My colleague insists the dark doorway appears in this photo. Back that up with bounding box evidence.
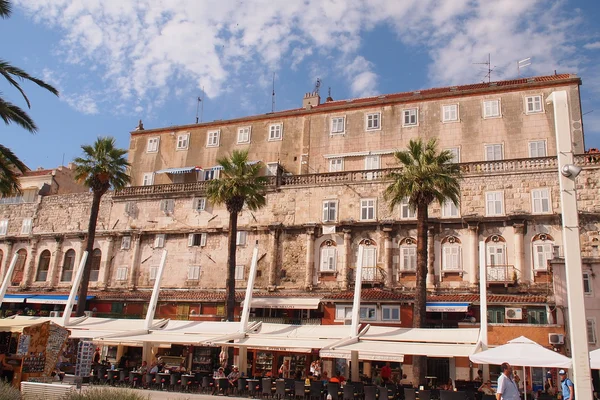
[427,357,450,388]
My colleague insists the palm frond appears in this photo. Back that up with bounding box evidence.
[0,59,59,98]
[72,137,130,193]
[0,98,37,132]
[0,144,28,196]
[0,0,11,18]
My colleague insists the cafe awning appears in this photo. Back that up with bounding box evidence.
[2,294,34,303]
[243,297,321,309]
[25,295,94,305]
[322,340,476,359]
[155,166,201,174]
[426,302,470,312]
[320,348,404,363]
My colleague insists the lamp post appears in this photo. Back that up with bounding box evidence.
[547,91,592,397]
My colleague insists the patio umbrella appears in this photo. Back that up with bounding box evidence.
[590,348,600,369]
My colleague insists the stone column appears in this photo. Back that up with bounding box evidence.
[513,223,525,283]
[22,237,39,288]
[128,234,142,289]
[1,241,14,281]
[304,227,315,289]
[383,227,393,288]
[102,236,115,290]
[342,229,352,290]
[268,228,280,287]
[48,238,64,287]
[468,224,479,286]
[427,227,435,289]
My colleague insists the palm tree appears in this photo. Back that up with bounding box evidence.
[73,137,130,316]
[384,138,461,386]
[206,150,268,321]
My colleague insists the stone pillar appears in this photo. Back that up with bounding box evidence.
[468,224,479,286]
[304,227,315,289]
[102,237,116,290]
[128,234,142,289]
[342,229,352,290]
[48,238,64,287]
[513,223,525,283]
[426,227,435,289]
[1,241,14,281]
[268,228,280,287]
[22,237,39,288]
[383,227,393,288]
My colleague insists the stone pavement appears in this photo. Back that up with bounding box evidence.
[81,386,248,400]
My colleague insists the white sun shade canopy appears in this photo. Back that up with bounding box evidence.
[590,348,600,369]
[241,297,322,309]
[470,336,572,368]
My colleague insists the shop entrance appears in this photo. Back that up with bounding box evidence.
[427,357,449,387]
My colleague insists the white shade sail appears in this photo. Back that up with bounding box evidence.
[242,297,321,309]
[590,348,600,369]
[469,336,572,368]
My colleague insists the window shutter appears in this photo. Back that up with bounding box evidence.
[149,266,158,280]
[200,233,207,247]
[188,234,195,247]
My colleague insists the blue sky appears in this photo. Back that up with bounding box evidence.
[2,0,600,169]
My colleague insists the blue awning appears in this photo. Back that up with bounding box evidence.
[155,166,202,174]
[26,295,95,305]
[426,302,470,312]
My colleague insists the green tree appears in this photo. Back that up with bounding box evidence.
[73,137,130,316]
[206,150,268,321]
[384,138,461,386]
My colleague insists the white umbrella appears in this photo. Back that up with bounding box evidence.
[590,348,600,369]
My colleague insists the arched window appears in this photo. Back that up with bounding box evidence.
[532,233,554,271]
[485,235,506,266]
[35,250,51,282]
[441,236,462,271]
[319,240,337,272]
[11,249,27,286]
[61,249,76,282]
[90,249,101,282]
[399,238,416,271]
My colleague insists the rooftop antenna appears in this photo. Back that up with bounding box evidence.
[473,53,495,83]
[195,96,201,124]
[271,73,275,113]
[314,78,321,95]
[517,57,531,78]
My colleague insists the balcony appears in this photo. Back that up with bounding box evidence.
[487,265,516,285]
[349,266,386,285]
[248,317,321,325]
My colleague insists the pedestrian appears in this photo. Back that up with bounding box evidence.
[496,362,520,400]
[559,369,574,400]
[381,362,392,383]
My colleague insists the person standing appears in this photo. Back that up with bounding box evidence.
[559,369,574,400]
[496,362,520,400]
[381,362,392,383]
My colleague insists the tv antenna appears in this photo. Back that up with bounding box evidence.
[517,57,531,77]
[195,87,205,123]
[314,78,321,95]
[473,53,495,83]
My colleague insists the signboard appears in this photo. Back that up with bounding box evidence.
[16,335,30,356]
[75,341,95,377]
[425,302,470,312]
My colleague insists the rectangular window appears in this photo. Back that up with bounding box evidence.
[487,245,506,266]
[193,197,206,212]
[532,188,551,214]
[488,307,505,323]
[400,198,416,219]
[188,266,201,280]
[322,200,338,222]
[269,123,283,141]
[401,247,417,271]
[588,319,597,344]
[442,104,459,122]
[320,247,336,272]
[362,247,377,267]
[116,267,128,281]
[21,218,32,235]
[159,199,175,213]
[329,158,343,172]
[527,307,548,324]
[446,147,460,163]
[360,306,377,321]
[331,117,345,134]
[443,246,461,270]
[147,137,159,153]
[382,306,400,321]
[442,201,459,218]
[526,95,543,114]
[0,220,8,236]
[360,199,376,221]
[176,133,189,150]
[483,100,501,118]
[237,231,247,246]
[149,266,158,281]
[142,173,154,186]
[188,233,207,247]
[266,163,279,176]
[533,243,553,270]
[237,126,251,144]
[485,144,504,161]
[402,108,418,126]
[121,236,131,250]
[584,272,593,295]
[529,140,547,157]
[235,265,245,280]
[207,130,220,147]
[366,112,381,130]
[335,305,352,321]
[204,168,221,181]
[486,192,504,216]
[154,234,165,248]
[365,155,380,180]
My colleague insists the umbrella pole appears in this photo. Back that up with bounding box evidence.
[523,366,526,400]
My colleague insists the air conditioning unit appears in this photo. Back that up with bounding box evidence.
[549,333,565,345]
[84,311,93,317]
[49,311,60,317]
[505,308,523,320]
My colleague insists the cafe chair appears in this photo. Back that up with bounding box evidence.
[238,377,248,396]
[327,382,341,400]
[417,390,431,400]
[295,380,307,399]
[276,380,288,399]
[170,373,181,391]
[218,378,230,395]
[385,384,397,400]
[343,383,355,400]
[180,374,192,392]
[354,382,365,397]
[262,377,273,398]
[364,385,378,400]
[377,386,388,400]
[119,370,128,386]
[403,388,416,400]
[309,381,323,400]
[144,372,155,389]
[201,376,213,393]
[248,379,260,398]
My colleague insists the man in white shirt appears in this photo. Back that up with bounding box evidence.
[496,362,521,400]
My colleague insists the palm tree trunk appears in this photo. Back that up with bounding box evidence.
[226,211,238,322]
[75,191,102,317]
[412,201,429,387]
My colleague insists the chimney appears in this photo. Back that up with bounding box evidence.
[302,92,321,110]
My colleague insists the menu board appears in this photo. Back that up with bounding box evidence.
[75,341,94,377]
[16,335,30,356]
[22,355,46,373]
[43,323,69,375]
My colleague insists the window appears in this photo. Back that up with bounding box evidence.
[154,234,165,248]
[533,241,553,270]
[487,244,506,266]
[442,245,461,271]
[188,233,207,247]
[320,247,337,272]
[360,199,376,221]
[121,236,131,250]
[159,199,175,214]
[532,188,551,214]
[442,104,459,122]
[529,140,547,157]
[366,112,381,130]
[329,158,343,172]
[237,126,251,144]
[400,198,416,219]
[176,133,189,150]
[488,307,505,323]
[35,250,51,282]
[90,249,101,282]
[331,117,345,134]
[142,173,154,186]
[335,305,352,320]
[193,197,206,212]
[188,266,201,280]
[485,192,504,216]
[207,130,220,147]
[525,95,543,114]
[266,163,279,176]
[588,319,597,344]
[446,147,460,163]
[269,123,283,141]
[362,246,377,267]
[116,267,128,281]
[235,265,245,280]
[61,249,76,282]
[527,307,548,324]
[401,246,416,271]
[442,201,459,218]
[149,266,158,281]
[322,200,337,222]
[0,220,7,236]
[382,306,400,321]
[485,144,503,161]
[204,168,220,181]
[403,108,418,126]
[237,231,247,246]
[0,189,37,204]
[360,306,377,320]
[334,305,376,321]
[21,218,32,235]
[147,137,159,153]
[483,100,501,118]
[584,272,593,295]
[365,155,380,180]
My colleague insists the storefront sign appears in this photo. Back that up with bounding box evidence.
[425,302,470,312]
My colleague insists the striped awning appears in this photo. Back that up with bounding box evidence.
[155,166,202,174]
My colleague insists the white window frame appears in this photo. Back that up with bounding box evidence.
[237,231,247,246]
[320,247,337,272]
[529,140,547,157]
[402,108,418,127]
[204,168,220,181]
[533,241,553,271]
[176,133,189,150]
[486,244,506,266]
[207,130,220,147]
[485,191,504,216]
[583,271,593,295]
[400,246,417,271]
[360,306,377,321]
[525,95,543,114]
[442,104,459,122]
[382,306,401,321]
[330,116,345,135]
[149,266,159,281]
[400,198,416,220]
[588,318,597,344]
[362,246,377,268]
[531,188,551,214]
[485,144,504,161]
[335,305,353,321]
[237,126,251,144]
[21,218,32,235]
[442,201,460,218]
[116,267,128,281]
[188,233,207,247]
[329,158,343,172]
[322,200,338,222]
[266,163,279,176]
[360,199,376,221]
[142,173,154,186]
[365,112,381,131]
[187,266,201,280]
[442,245,462,271]
[121,236,131,250]
[269,123,283,141]
[0,220,7,236]
[154,234,165,248]
[193,197,206,212]
[445,147,460,163]
[235,265,245,280]
[147,137,159,153]
[483,99,501,118]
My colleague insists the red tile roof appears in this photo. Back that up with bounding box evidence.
[22,169,53,177]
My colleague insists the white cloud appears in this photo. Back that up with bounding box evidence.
[584,41,600,50]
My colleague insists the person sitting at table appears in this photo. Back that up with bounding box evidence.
[305,371,314,385]
[478,380,494,395]
[474,369,483,382]
[372,371,383,386]
[439,379,454,391]
[139,361,148,374]
[176,361,187,373]
[228,365,241,390]
[149,362,159,374]
[321,371,329,385]
[336,371,346,384]
[215,367,226,378]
